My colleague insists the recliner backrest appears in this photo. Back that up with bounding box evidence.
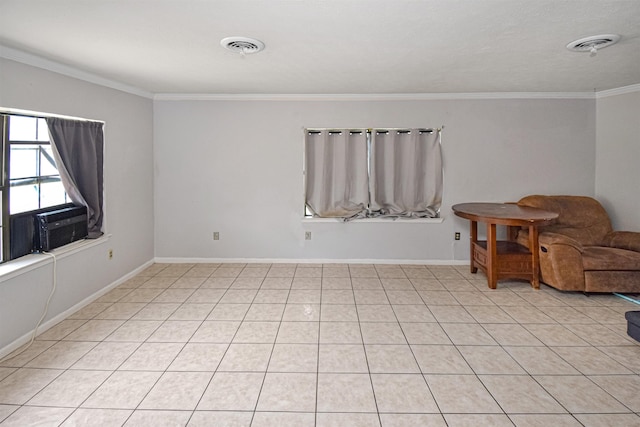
[517,195,612,246]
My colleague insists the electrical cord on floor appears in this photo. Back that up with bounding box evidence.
[614,292,640,305]
[3,251,57,361]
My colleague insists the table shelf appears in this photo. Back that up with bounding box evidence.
[472,240,535,282]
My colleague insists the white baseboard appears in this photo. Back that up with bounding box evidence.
[0,259,155,359]
[154,257,469,266]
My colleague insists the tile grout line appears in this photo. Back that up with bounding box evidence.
[176,265,231,427]
[119,265,199,426]
[351,266,382,425]
[2,262,640,425]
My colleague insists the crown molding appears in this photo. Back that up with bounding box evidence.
[6,45,635,101]
[0,44,154,99]
[153,91,596,101]
[596,83,640,99]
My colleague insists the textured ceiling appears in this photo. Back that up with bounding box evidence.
[1,0,639,95]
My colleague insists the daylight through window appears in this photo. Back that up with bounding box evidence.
[7,116,68,214]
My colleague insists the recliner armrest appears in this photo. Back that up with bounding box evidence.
[539,232,584,253]
[535,231,586,291]
[601,231,640,252]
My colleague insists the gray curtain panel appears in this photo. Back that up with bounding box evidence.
[46,118,104,237]
[305,129,369,218]
[369,129,442,218]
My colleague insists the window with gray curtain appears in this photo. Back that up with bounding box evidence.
[304,130,369,219]
[305,128,442,220]
[46,118,105,237]
[0,113,104,262]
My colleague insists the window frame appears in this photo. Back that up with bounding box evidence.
[1,115,9,260]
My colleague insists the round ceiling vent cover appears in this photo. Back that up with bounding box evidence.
[220,37,265,55]
[566,34,621,53]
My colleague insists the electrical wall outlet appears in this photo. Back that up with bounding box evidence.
[454,232,461,240]
[305,231,312,240]
[108,249,113,259]
[213,232,220,240]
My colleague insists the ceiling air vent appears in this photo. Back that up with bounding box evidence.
[220,37,265,55]
[566,34,620,56]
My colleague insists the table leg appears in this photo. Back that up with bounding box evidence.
[529,225,540,289]
[470,221,478,274]
[487,223,497,289]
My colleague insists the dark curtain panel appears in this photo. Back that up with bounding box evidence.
[46,118,104,237]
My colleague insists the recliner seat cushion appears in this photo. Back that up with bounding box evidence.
[582,246,640,271]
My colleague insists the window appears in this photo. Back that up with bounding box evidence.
[0,111,104,263]
[7,116,68,214]
[0,114,69,262]
[304,128,443,220]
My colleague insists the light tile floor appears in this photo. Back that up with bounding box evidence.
[1,263,640,426]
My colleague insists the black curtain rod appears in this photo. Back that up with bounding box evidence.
[306,128,439,134]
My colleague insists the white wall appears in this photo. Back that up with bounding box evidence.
[0,59,154,351]
[154,97,596,262]
[595,90,640,230]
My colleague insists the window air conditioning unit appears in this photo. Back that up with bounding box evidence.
[9,203,85,260]
[35,205,88,252]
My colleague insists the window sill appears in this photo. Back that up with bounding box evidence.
[302,217,444,223]
[0,234,111,284]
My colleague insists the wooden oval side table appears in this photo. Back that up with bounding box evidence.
[452,203,558,289]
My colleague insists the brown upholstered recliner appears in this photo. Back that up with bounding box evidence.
[515,195,640,293]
